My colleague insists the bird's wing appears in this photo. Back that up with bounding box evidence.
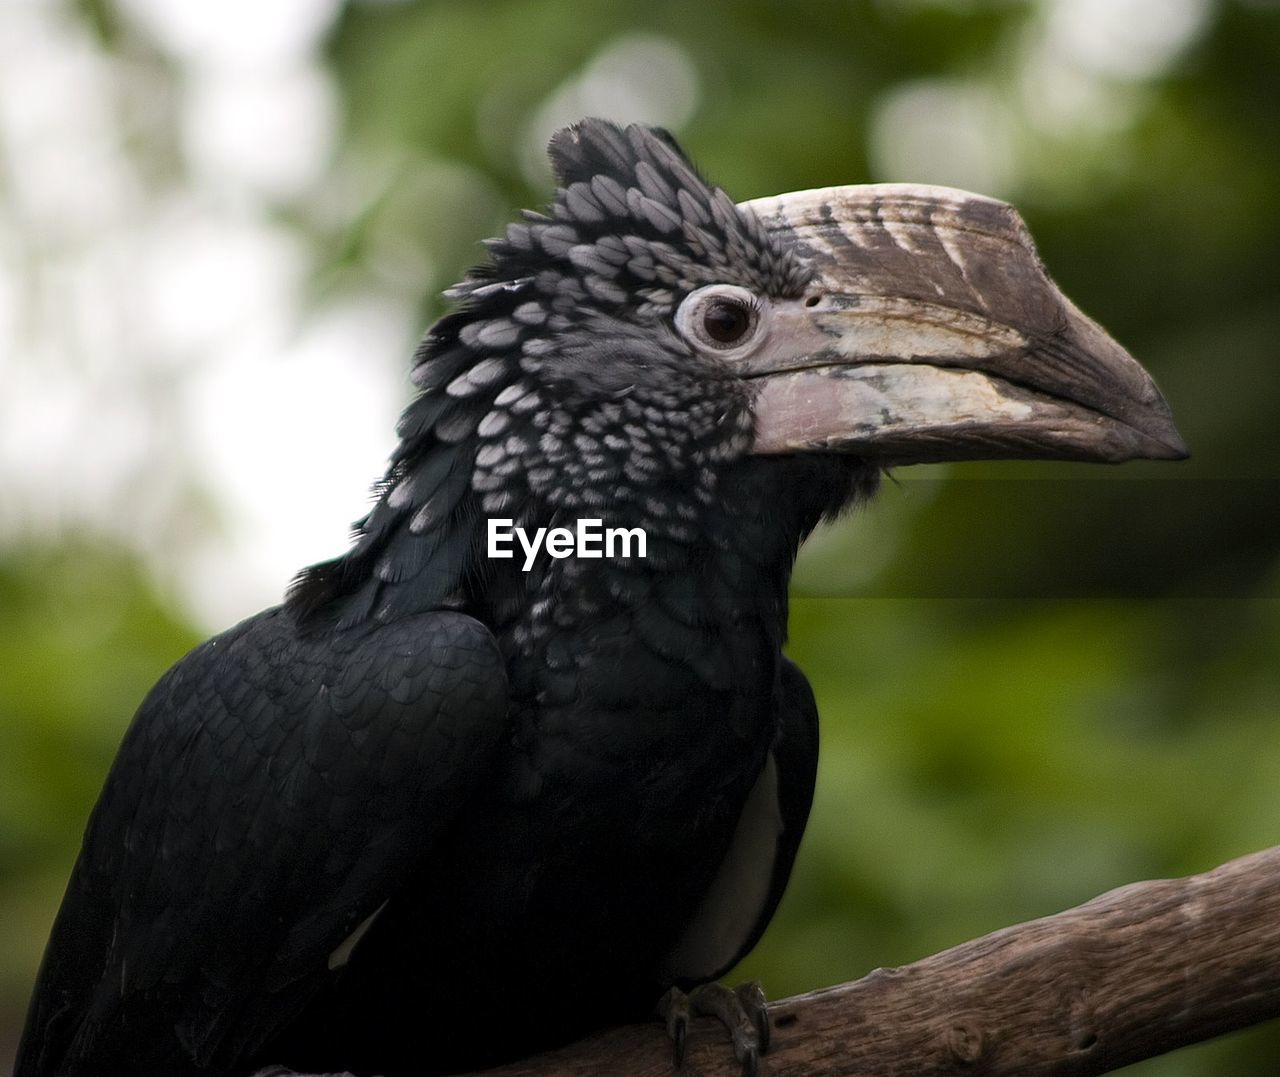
[750,656,822,957]
[17,606,508,1077]
[661,656,819,985]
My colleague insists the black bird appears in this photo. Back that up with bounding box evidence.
[16,119,1186,1077]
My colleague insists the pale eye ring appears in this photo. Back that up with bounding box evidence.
[674,285,767,355]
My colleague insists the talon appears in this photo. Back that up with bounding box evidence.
[659,985,692,1068]
[736,981,771,1055]
[673,1013,688,1067]
[658,981,771,1072]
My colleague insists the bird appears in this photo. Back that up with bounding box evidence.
[15,118,1187,1077]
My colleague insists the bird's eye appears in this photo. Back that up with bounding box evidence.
[675,285,767,356]
[702,297,751,343]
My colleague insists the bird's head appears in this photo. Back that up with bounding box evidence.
[289,119,1185,625]
[431,118,1184,480]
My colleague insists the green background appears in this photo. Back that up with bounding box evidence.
[2,1,1278,1072]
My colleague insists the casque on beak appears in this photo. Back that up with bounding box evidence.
[740,184,1188,465]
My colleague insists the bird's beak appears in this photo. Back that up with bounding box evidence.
[740,184,1187,465]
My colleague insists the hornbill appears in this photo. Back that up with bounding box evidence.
[16,119,1186,1077]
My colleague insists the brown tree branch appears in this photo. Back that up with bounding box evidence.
[473,845,1280,1076]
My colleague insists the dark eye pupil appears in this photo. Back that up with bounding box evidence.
[703,298,750,343]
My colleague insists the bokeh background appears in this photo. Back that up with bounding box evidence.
[2,0,1278,1072]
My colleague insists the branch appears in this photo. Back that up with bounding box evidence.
[473,845,1280,1076]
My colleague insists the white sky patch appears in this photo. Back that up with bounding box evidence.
[0,0,390,630]
[1017,38,1142,139]
[0,225,15,350]
[118,0,343,68]
[0,6,139,244]
[868,80,1020,197]
[181,296,412,626]
[1039,0,1213,81]
[1019,0,1213,140]
[183,63,337,200]
[139,203,307,358]
[869,1,1215,203]
[520,34,700,187]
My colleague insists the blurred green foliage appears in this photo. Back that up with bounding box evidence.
[4,0,1279,1073]
[0,543,201,1065]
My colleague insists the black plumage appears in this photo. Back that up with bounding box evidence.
[16,119,1184,1077]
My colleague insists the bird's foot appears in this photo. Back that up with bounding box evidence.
[659,981,770,1077]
